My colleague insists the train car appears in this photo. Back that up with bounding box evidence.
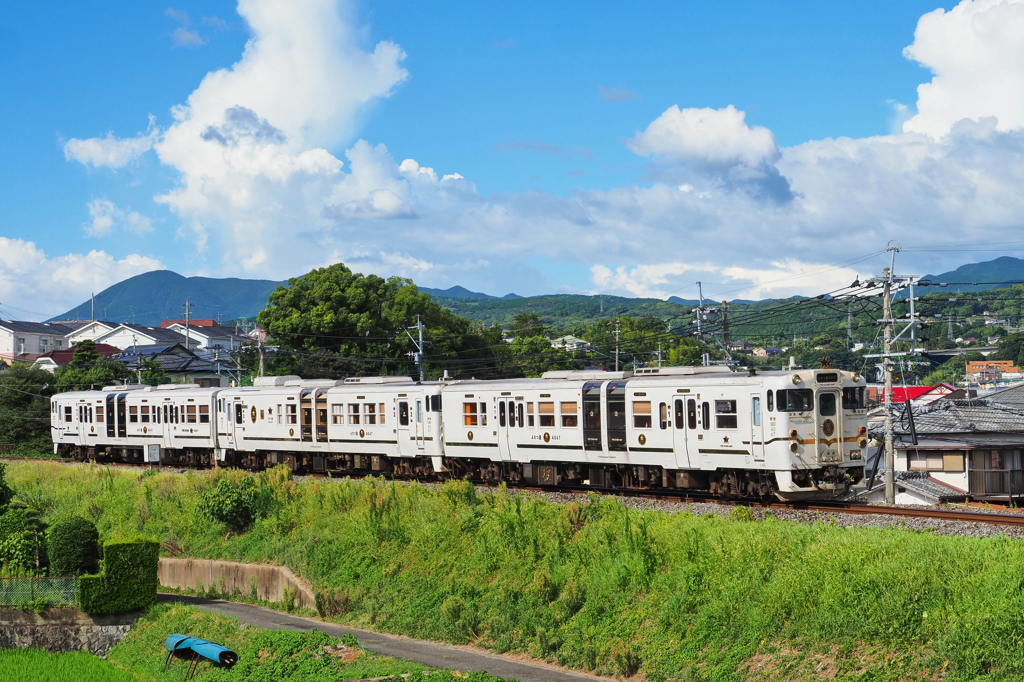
[216,376,443,475]
[51,365,867,500]
[52,383,220,466]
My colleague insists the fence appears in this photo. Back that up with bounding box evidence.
[968,469,1024,497]
[0,577,78,607]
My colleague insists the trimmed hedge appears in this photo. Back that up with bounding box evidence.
[48,517,99,577]
[79,537,159,614]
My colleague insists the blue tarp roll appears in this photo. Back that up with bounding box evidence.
[164,633,239,666]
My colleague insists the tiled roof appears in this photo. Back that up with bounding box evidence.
[985,383,1024,409]
[0,320,76,335]
[891,399,1024,436]
[859,471,966,503]
[115,324,190,343]
[35,344,121,366]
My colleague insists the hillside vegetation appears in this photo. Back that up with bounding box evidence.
[8,461,1024,680]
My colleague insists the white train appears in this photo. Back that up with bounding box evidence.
[50,366,868,500]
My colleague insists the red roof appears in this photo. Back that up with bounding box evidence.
[883,383,957,403]
[35,343,121,366]
[161,319,216,328]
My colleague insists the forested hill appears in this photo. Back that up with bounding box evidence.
[432,294,694,330]
[48,270,285,327]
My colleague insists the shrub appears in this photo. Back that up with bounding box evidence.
[200,476,274,532]
[0,506,47,573]
[48,517,100,576]
[79,537,159,614]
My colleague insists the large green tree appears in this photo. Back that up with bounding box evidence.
[0,364,55,450]
[257,263,502,379]
[53,340,130,393]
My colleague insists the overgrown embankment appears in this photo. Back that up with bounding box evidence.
[9,461,1024,681]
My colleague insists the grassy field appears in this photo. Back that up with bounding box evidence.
[9,461,1024,680]
[0,648,137,682]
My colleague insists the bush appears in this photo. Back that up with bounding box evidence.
[0,506,47,574]
[79,537,159,614]
[200,476,274,532]
[48,517,100,576]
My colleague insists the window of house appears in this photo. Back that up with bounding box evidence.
[715,400,738,429]
[331,404,343,425]
[348,404,360,425]
[199,405,210,424]
[561,401,578,427]
[39,338,49,353]
[538,402,555,427]
[55,340,63,350]
[632,401,652,428]
[776,389,814,412]
[363,403,377,424]
[909,451,965,473]
[129,406,139,423]
[16,338,25,354]
[285,404,297,424]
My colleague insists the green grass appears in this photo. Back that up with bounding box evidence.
[11,461,1024,680]
[0,648,138,682]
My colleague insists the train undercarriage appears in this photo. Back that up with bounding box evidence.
[56,442,862,500]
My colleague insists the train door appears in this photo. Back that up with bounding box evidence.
[300,390,313,443]
[583,382,603,451]
[396,398,412,456]
[413,398,425,452]
[816,390,841,459]
[497,396,522,462]
[606,381,627,452]
[314,389,328,442]
[106,395,116,438]
[217,397,235,450]
[116,394,128,438]
[672,397,691,468]
[750,394,765,462]
[76,404,89,447]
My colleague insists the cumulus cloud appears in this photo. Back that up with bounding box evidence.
[903,0,1024,137]
[628,104,779,167]
[63,123,157,169]
[84,199,153,237]
[0,238,162,321]
[166,8,206,48]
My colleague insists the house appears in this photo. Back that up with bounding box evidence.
[92,323,198,352]
[0,320,78,365]
[967,360,1019,375]
[63,320,118,347]
[863,396,1024,503]
[752,347,782,358]
[869,383,962,404]
[112,343,226,387]
[727,341,751,352]
[160,319,217,328]
[550,335,591,352]
[32,343,122,372]
[163,323,248,351]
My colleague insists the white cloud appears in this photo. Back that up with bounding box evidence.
[903,0,1024,137]
[84,199,153,237]
[171,27,206,48]
[0,238,162,321]
[628,104,779,167]
[63,124,157,169]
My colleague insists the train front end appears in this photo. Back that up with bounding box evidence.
[767,369,868,500]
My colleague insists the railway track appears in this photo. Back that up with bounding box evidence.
[7,456,1024,528]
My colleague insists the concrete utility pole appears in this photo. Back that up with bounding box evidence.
[406,315,426,381]
[614,318,621,372]
[184,300,191,350]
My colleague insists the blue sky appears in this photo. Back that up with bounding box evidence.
[4,0,1024,320]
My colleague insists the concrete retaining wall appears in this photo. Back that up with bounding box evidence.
[0,608,138,656]
[159,557,317,611]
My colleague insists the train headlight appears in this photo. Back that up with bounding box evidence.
[852,374,862,383]
[859,426,867,434]
[858,438,868,448]
[792,375,802,385]
[850,450,862,460]
[790,442,798,452]
[789,429,798,438]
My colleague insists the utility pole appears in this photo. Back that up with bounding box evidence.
[406,315,426,381]
[258,335,265,377]
[184,300,191,350]
[612,318,621,371]
[847,303,854,351]
[722,301,730,346]
[91,293,95,322]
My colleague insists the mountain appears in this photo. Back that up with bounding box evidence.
[48,270,285,327]
[418,285,521,299]
[916,256,1024,294]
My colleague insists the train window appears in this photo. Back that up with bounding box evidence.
[660,403,670,430]
[752,397,761,427]
[767,390,774,412]
[686,400,696,429]
[818,393,837,417]
[701,402,710,430]
[416,401,423,423]
[348,404,360,425]
[499,401,506,427]
[285,404,297,424]
[715,400,737,429]
[632,401,652,429]
[561,401,578,427]
[527,402,535,427]
[508,401,517,428]
[518,403,525,427]
[429,395,442,412]
[153,406,159,424]
[185,405,197,423]
[479,403,488,426]
[199,405,210,424]
[235,404,244,425]
[538,402,555,427]
[129,406,139,423]
[141,405,150,423]
[363,403,377,425]
[399,401,409,426]
[380,403,386,425]
[97,406,105,422]
[463,402,478,426]
[675,400,685,429]
[776,389,813,412]
[331,404,343,425]
[842,387,866,410]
